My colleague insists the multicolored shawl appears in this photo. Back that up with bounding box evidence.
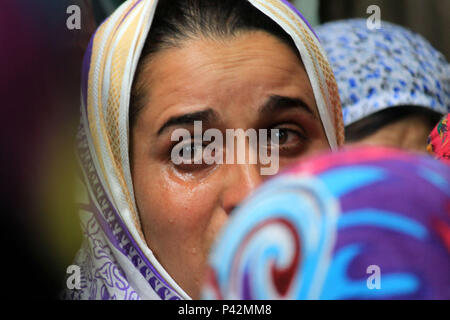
[315,19,450,126]
[63,0,344,300]
[428,114,450,163]
[203,147,450,299]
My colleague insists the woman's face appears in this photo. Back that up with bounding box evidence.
[131,31,328,298]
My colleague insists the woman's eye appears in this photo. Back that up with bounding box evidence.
[170,141,211,171]
[271,128,289,145]
[269,127,304,146]
[180,143,202,161]
[174,142,203,162]
[268,125,308,157]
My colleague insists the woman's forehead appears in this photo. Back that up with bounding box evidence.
[145,32,303,81]
[138,32,314,116]
[134,39,317,132]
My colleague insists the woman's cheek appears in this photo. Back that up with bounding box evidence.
[277,137,329,170]
[141,167,220,240]
[304,138,330,157]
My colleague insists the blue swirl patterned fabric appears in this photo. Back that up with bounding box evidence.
[315,19,450,126]
[202,147,450,299]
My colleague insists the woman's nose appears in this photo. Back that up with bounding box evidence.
[222,163,264,215]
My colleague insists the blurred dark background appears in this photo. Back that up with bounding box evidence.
[1,0,448,299]
[1,0,92,299]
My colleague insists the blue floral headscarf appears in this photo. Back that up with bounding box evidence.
[315,19,450,126]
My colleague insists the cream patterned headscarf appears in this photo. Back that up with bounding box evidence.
[63,0,344,300]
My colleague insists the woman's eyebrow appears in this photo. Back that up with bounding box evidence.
[259,95,316,119]
[156,108,218,136]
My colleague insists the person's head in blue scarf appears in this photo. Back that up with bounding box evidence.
[315,19,450,152]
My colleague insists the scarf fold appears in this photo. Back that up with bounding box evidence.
[63,0,343,300]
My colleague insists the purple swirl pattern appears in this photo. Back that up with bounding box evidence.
[203,147,450,300]
[203,176,339,300]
